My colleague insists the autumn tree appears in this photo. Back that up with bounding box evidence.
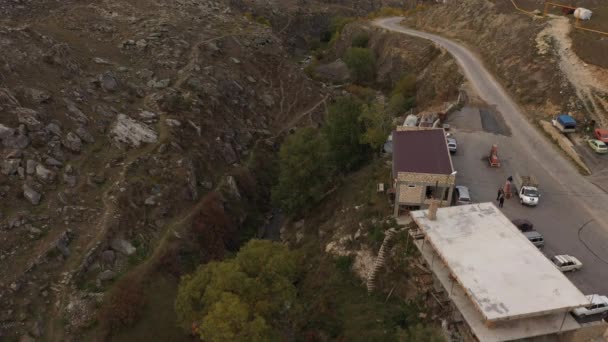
[189,191,236,262]
[175,240,301,342]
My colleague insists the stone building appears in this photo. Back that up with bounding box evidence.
[392,127,455,216]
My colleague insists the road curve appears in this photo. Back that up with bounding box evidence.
[373,17,608,232]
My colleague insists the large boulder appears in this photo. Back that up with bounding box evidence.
[1,125,29,149]
[27,88,52,103]
[1,159,20,175]
[4,135,30,149]
[15,107,43,131]
[100,72,118,92]
[45,123,62,136]
[63,172,77,187]
[98,270,116,281]
[23,184,41,205]
[62,132,82,152]
[314,59,351,83]
[0,123,14,140]
[76,126,95,143]
[65,100,89,123]
[109,114,158,148]
[110,238,136,255]
[0,87,19,106]
[35,164,56,183]
[26,159,37,174]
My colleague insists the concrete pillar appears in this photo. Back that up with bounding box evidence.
[394,181,400,217]
[447,185,454,206]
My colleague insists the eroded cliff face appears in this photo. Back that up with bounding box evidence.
[331,21,464,108]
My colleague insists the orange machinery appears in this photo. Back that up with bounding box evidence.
[488,144,501,167]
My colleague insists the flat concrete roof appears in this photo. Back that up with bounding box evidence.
[411,203,589,323]
[414,239,581,342]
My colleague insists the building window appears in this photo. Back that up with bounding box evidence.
[426,186,449,200]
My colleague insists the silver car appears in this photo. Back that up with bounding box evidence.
[454,185,471,205]
[447,137,457,154]
[523,231,544,248]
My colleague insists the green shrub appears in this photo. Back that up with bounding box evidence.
[344,48,375,84]
[335,255,354,273]
[397,324,446,342]
[359,101,392,150]
[330,17,355,37]
[368,7,408,19]
[392,74,417,98]
[329,17,355,46]
[345,84,376,103]
[243,12,271,27]
[387,93,416,116]
[255,16,271,27]
[351,33,369,48]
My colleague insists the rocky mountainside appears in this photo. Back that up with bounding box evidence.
[403,0,608,123]
[336,21,464,107]
[0,0,329,339]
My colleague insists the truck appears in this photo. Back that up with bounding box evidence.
[552,114,576,133]
[513,174,540,206]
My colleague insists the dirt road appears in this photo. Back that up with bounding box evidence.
[374,17,608,295]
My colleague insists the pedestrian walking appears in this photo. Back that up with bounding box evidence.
[496,187,503,201]
[498,193,505,208]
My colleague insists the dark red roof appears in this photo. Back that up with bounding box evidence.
[392,129,453,175]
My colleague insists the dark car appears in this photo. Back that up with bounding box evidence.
[512,219,534,232]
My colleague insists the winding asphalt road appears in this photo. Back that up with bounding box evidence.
[374,17,608,296]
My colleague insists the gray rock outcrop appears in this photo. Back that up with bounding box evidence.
[62,132,82,152]
[110,114,158,148]
[35,164,56,183]
[23,184,41,205]
[110,238,136,255]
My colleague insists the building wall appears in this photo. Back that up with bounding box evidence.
[394,172,455,215]
[399,183,425,204]
[397,171,456,185]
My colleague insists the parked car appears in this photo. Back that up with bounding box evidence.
[514,174,540,206]
[523,231,544,248]
[512,219,534,232]
[594,128,608,143]
[572,295,608,317]
[588,139,608,154]
[447,138,457,154]
[551,255,583,272]
[453,186,471,205]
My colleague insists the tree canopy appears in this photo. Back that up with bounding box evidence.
[359,100,392,151]
[344,47,376,84]
[175,240,300,342]
[271,127,333,215]
[323,98,370,173]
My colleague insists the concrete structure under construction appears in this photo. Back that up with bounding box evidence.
[410,203,592,342]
